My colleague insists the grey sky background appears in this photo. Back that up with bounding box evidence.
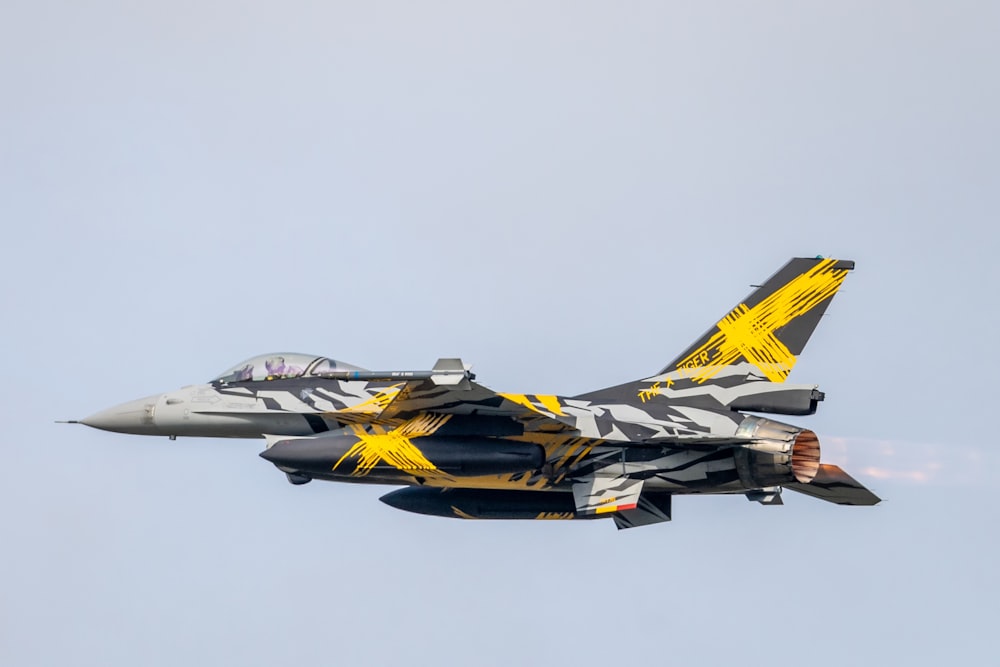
[3,2,998,665]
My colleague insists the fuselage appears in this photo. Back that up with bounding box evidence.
[80,358,813,499]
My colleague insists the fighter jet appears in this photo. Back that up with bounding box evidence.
[75,257,879,529]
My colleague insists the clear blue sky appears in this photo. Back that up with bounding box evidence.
[3,2,998,665]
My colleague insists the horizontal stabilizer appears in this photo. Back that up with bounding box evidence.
[785,464,881,506]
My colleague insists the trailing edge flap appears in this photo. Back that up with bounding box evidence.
[613,493,673,530]
[785,464,881,506]
[573,471,644,515]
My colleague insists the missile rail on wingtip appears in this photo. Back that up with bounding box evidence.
[307,357,475,387]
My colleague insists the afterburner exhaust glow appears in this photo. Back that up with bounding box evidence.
[792,429,821,483]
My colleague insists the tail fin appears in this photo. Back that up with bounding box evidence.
[662,257,854,384]
[578,257,853,402]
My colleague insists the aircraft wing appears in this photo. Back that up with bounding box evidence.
[372,362,765,442]
[375,370,577,432]
[785,464,881,505]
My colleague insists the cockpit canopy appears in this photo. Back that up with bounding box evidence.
[211,353,367,383]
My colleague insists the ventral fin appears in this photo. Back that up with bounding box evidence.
[572,470,644,515]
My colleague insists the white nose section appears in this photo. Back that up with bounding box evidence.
[81,394,161,434]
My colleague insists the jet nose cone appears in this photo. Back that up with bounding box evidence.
[81,395,161,434]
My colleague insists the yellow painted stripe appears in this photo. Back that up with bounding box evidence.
[497,392,540,414]
[535,394,565,416]
[674,258,848,383]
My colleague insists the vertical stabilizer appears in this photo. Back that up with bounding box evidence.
[662,257,853,384]
[578,257,854,403]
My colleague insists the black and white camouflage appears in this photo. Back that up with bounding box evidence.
[79,257,879,530]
